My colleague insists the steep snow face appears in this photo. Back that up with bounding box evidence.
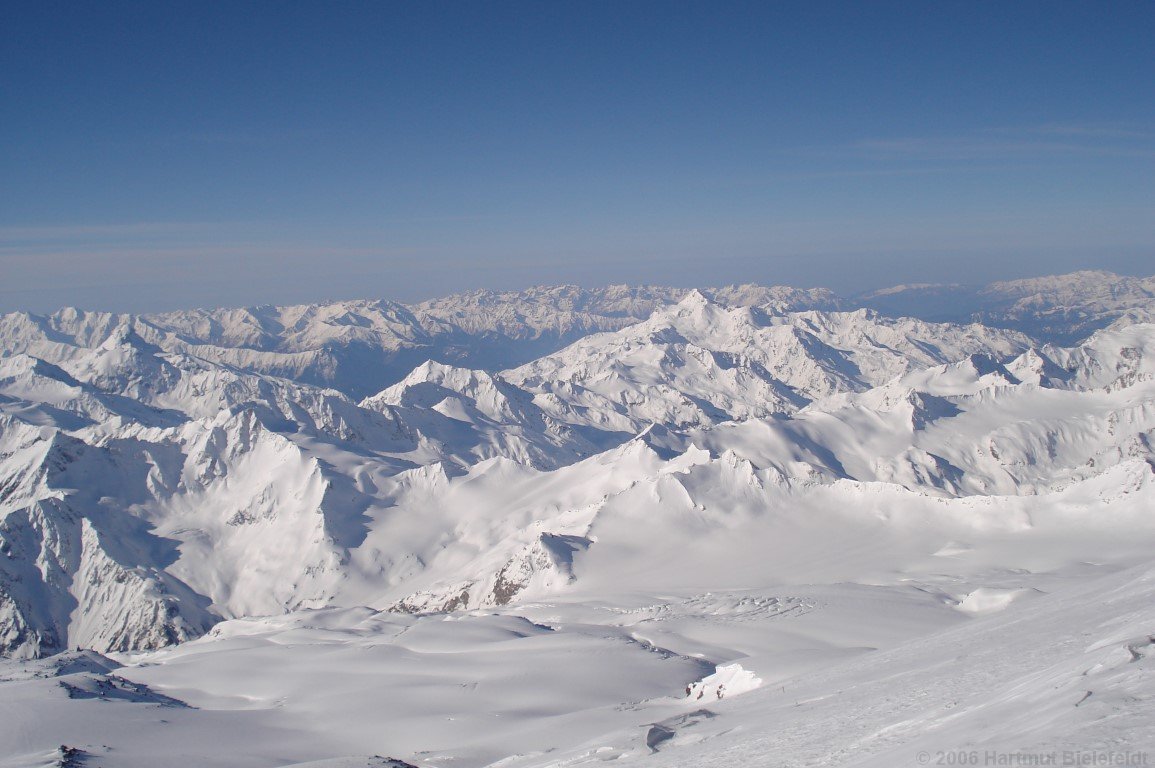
[662,339,1155,500]
[68,517,215,653]
[1043,321,1155,392]
[507,291,1030,431]
[361,361,613,470]
[0,348,424,657]
[0,354,178,430]
[146,409,357,618]
[1,328,416,450]
[361,440,666,614]
[0,425,216,657]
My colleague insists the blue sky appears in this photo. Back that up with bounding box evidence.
[2,1,1153,312]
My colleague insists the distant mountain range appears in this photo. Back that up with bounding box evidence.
[3,271,1150,404]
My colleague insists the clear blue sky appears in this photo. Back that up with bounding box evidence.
[2,1,1153,312]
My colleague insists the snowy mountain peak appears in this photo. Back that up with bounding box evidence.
[364,360,521,419]
[98,321,153,351]
[677,288,711,308]
[649,289,744,334]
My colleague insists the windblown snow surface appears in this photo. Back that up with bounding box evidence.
[1,272,1154,767]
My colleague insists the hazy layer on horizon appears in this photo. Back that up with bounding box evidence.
[3,259,1154,317]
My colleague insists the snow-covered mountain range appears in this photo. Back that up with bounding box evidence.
[2,270,1153,767]
[860,269,1155,341]
[5,271,1146,400]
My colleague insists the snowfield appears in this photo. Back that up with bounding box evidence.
[1,272,1153,766]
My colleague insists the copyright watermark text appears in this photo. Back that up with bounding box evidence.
[915,750,1149,767]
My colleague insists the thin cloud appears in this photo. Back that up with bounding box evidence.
[851,135,1155,161]
[0,222,222,242]
[161,128,327,146]
[0,244,433,266]
[845,121,1155,161]
[994,122,1155,140]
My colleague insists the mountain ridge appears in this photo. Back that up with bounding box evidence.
[4,271,1150,401]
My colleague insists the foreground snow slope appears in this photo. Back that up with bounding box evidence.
[1,557,1150,767]
[525,559,1155,768]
